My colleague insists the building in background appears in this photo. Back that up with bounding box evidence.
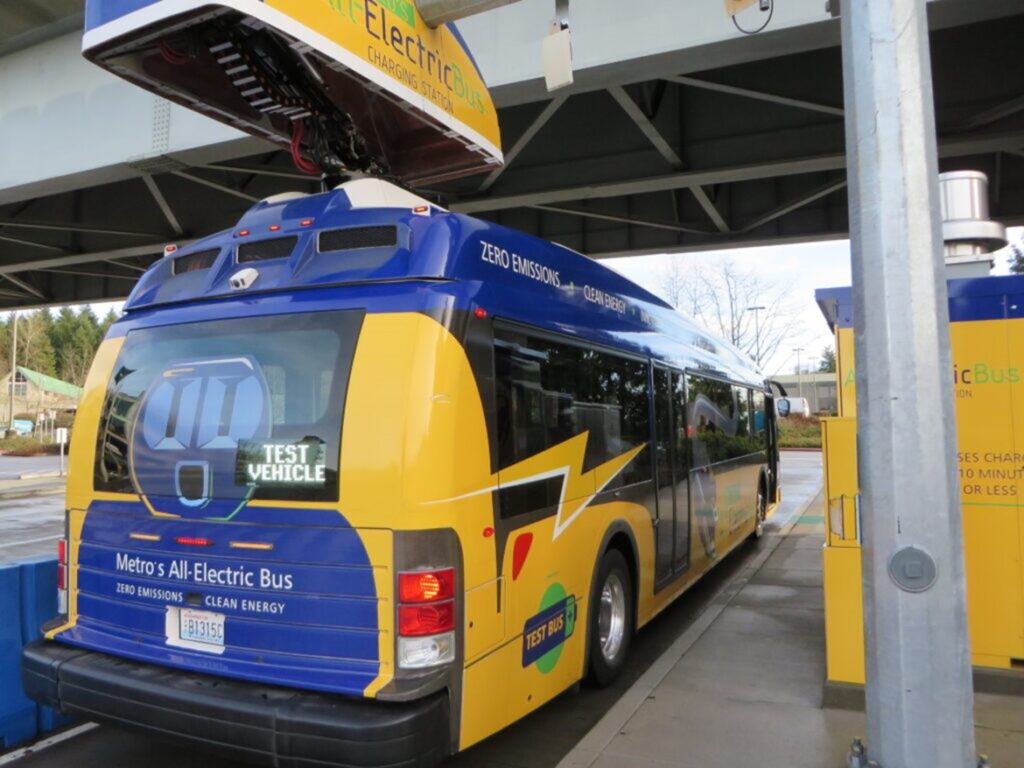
[3,366,83,417]
[774,372,837,415]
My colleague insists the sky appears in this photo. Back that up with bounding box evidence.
[606,226,1023,378]
[13,228,1023,380]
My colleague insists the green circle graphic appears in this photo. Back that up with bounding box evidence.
[535,582,576,674]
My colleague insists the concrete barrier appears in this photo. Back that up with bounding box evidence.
[0,563,35,748]
[0,556,77,749]
[19,557,74,733]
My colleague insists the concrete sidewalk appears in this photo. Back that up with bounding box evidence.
[559,493,1024,767]
[0,476,64,501]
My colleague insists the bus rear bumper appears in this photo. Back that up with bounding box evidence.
[22,640,450,768]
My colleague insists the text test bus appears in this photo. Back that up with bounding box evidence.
[23,179,780,767]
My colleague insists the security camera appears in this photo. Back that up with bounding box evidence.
[229,268,259,291]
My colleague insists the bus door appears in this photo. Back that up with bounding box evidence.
[653,367,691,587]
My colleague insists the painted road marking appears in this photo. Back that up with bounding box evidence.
[0,724,99,766]
[0,534,61,549]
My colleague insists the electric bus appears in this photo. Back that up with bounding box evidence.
[23,178,780,767]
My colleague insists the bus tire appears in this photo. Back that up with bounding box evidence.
[752,476,768,540]
[588,548,634,687]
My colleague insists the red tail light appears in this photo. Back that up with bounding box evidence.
[57,539,67,565]
[398,569,455,603]
[398,601,455,636]
[175,536,213,547]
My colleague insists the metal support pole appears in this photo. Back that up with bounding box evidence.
[841,0,975,765]
[8,313,17,429]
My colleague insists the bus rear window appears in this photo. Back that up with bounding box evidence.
[95,310,363,504]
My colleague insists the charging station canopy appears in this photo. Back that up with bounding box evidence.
[82,0,503,185]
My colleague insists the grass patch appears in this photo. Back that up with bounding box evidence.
[778,414,822,449]
[0,436,61,456]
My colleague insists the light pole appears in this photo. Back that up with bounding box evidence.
[7,312,17,431]
[746,305,765,366]
[793,347,804,403]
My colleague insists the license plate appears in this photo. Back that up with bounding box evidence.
[178,608,225,647]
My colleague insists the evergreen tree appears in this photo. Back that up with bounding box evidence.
[1011,239,1024,275]
[819,345,837,373]
[99,307,120,337]
[18,310,56,376]
[47,306,104,385]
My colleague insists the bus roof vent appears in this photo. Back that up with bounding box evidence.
[336,179,443,212]
[238,236,299,263]
[259,192,309,206]
[319,226,398,253]
[172,249,220,275]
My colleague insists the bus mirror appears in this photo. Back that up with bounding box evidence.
[776,399,791,418]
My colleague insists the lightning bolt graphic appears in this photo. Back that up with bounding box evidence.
[440,432,647,540]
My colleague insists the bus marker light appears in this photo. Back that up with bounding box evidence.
[175,536,214,547]
[129,532,161,542]
[163,244,178,256]
[229,541,274,551]
[237,229,250,237]
[398,568,455,603]
[269,224,281,231]
[398,601,455,636]
[473,307,488,319]
[412,205,431,216]
[512,532,533,580]
[483,526,494,538]
[398,631,455,669]
[300,219,314,227]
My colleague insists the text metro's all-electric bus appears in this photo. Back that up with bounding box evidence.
[23,179,781,767]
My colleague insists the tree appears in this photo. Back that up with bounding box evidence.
[659,257,801,368]
[17,310,56,376]
[1010,235,1024,274]
[47,306,104,385]
[819,345,837,373]
[99,307,120,337]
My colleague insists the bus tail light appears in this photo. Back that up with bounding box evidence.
[398,568,454,603]
[398,632,455,669]
[398,601,455,636]
[396,566,457,669]
[57,538,68,614]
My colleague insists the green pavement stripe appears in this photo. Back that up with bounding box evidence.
[795,514,825,524]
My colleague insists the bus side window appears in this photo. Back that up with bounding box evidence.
[493,328,652,518]
[752,391,768,447]
[686,375,736,465]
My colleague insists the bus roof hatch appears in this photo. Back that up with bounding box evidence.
[82,0,504,186]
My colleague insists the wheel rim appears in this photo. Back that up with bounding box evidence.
[598,572,627,663]
[755,488,766,537]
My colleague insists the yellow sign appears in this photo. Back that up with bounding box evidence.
[267,0,501,157]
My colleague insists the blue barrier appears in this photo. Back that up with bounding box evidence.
[19,557,74,733]
[0,563,36,748]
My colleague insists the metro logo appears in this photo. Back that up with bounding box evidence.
[131,356,272,518]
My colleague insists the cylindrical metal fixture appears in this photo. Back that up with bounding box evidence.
[939,171,1006,258]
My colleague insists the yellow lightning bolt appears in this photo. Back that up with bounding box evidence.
[441,433,646,540]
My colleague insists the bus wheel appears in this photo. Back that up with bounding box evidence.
[752,481,767,539]
[588,548,633,687]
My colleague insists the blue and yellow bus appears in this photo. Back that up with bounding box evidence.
[23,178,780,767]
